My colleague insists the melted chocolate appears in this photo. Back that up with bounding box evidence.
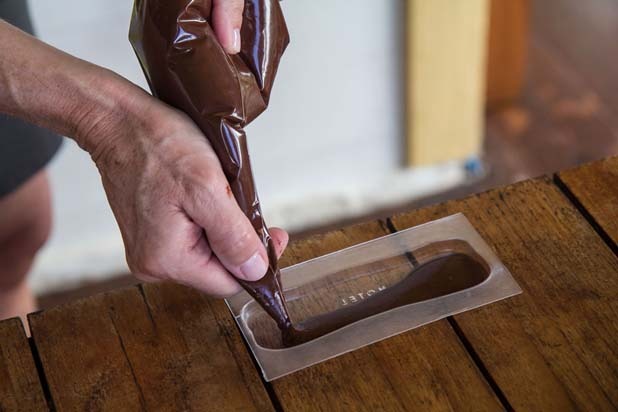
[280,249,490,347]
[130,0,293,328]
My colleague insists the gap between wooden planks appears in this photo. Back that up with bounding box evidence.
[267,221,503,412]
[555,156,618,252]
[0,318,48,411]
[390,176,618,411]
[28,283,275,411]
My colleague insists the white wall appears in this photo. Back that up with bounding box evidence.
[27,0,468,293]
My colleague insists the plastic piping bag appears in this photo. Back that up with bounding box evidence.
[129,0,292,329]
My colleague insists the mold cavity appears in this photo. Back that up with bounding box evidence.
[243,240,490,349]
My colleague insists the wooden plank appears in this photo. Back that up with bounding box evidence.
[486,0,529,108]
[406,0,489,166]
[268,220,502,411]
[391,177,618,411]
[0,317,47,411]
[29,285,273,411]
[557,156,618,246]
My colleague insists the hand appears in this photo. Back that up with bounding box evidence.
[1,10,276,297]
[87,84,288,297]
[212,0,245,54]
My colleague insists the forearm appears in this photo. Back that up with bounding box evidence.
[0,20,142,155]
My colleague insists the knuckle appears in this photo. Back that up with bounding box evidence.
[233,227,255,250]
[218,224,256,259]
[222,0,243,11]
[202,172,228,199]
[215,0,243,15]
[223,0,244,24]
[184,164,225,201]
[191,156,220,181]
[233,0,244,14]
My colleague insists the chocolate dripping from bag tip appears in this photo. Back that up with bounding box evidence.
[129,0,293,329]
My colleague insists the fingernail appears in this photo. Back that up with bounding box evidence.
[240,252,268,281]
[231,29,241,54]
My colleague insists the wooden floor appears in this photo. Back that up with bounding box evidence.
[38,0,618,308]
[294,0,618,239]
[483,0,618,192]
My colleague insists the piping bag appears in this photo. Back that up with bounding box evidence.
[129,0,294,331]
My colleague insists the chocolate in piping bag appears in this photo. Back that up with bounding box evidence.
[129,0,293,329]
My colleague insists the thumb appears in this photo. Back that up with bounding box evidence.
[212,0,244,54]
[184,176,269,282]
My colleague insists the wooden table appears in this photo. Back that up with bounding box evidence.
[2,156,617,412]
